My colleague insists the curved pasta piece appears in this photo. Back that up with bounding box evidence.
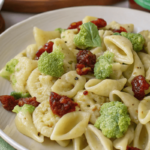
[27,68,55,102]
[53,38,76,72]
[123,51,145,85]
[109,90,139,123]
[104,35,133,64]
[110,63,129,79]
[82,16,97,23]
[113,126,134,150]
[73,134,88,150]
[51,111,90,140]
[61,29,78,54]
[105,21,134,33]
[133,122,150,150]
[138,96,150,124]
[74,90,109,124]
[33,27,60,47]
[10,57,38,92]
[140,30,150,54]
[51,71,86,98]
[83,146,91,150]
[85,78,127,97]
[56,140,71,147]
[85,124,113,150]
[122,86,134,96]
[32,100,60,137]
[15,110,44,143]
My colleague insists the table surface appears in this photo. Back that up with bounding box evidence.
[0,1,129,150]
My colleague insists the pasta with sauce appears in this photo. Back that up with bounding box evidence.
[0,15,150,150]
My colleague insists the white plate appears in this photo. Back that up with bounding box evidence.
[0,6,150,150]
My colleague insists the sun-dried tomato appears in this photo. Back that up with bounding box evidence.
[127,146,141,150]
[83,91,88,95]
[18,97,39,107]
[67,21,82,30]
[76,50,96,75]
[0,95,18,111]
[35,41,54,59]
[50,92,78,117]
[131,75,149,100]
[91,18,107,29]
[112,26,127,33]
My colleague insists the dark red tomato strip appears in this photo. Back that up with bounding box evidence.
[67,21,82,30]
[83,91,88,95]
[127,146,141,150]
[76,50,96,75]
[131,75,149,100]
[0,95,18,111]
[35,41,54,60]
[0,95,39,111]
[91,18,107,28]
[18,97,39,107]
[50,92,78,117]
[112,26,127,33]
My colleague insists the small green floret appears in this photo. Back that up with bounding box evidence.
[94,51,114,79]
[6,59,18,73]
[12,104,35,114]
[10,91,31,99]
[55,28,66,33]
[121,32,145,52]
[74,22,101,49]
[94,101,131,139]
[38,50,65,78]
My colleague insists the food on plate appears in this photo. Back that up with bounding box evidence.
[1,15,150,150]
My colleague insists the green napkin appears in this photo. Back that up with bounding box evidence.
[0,137,16,150]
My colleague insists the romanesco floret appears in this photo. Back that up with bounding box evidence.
[94,101,131,139]
[0,59,18,80]
[121,32,145,52]
[74,22,101,49]
[38,50,65,78]
[94,51,114,79]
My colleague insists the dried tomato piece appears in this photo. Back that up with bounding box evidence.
[76,50,96,75]
[35,41,54,59]
[131,75,149,100]
[18,97,39,107]
[50,92,78,117]
[83,91,88,95]
[0,95,18,111]
[112,26,127,33]
[91,18,107,28]
[67,21,82,30]
[127,146,141,150]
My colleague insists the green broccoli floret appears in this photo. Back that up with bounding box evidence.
[94,101,131,139]
[38,50,65,78]
[10,91,31,99]
[121,32,145,52]
[74,22,101,49]
[0,59,18,80]
[94,51,114,79]
[12,104,35,114]
[55,28,66,33]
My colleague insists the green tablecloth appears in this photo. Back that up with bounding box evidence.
[0,137,15,150]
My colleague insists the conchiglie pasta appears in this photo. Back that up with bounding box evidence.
[113,126,134,150]
[123,51,145,85]
[74,90,109,124]
[109,90,139,123]
[51,111,90,140]
[51,71,86,98]
[53,38,76,72]
[27,68,55,102]
[104,35,133,64]
[85,78,127,97]
[133,123,150,150]
[138,96,150,124]
[82,16,97,24]
[33,27,60,47]
[85,125,113,150]
[10,57,38,92]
